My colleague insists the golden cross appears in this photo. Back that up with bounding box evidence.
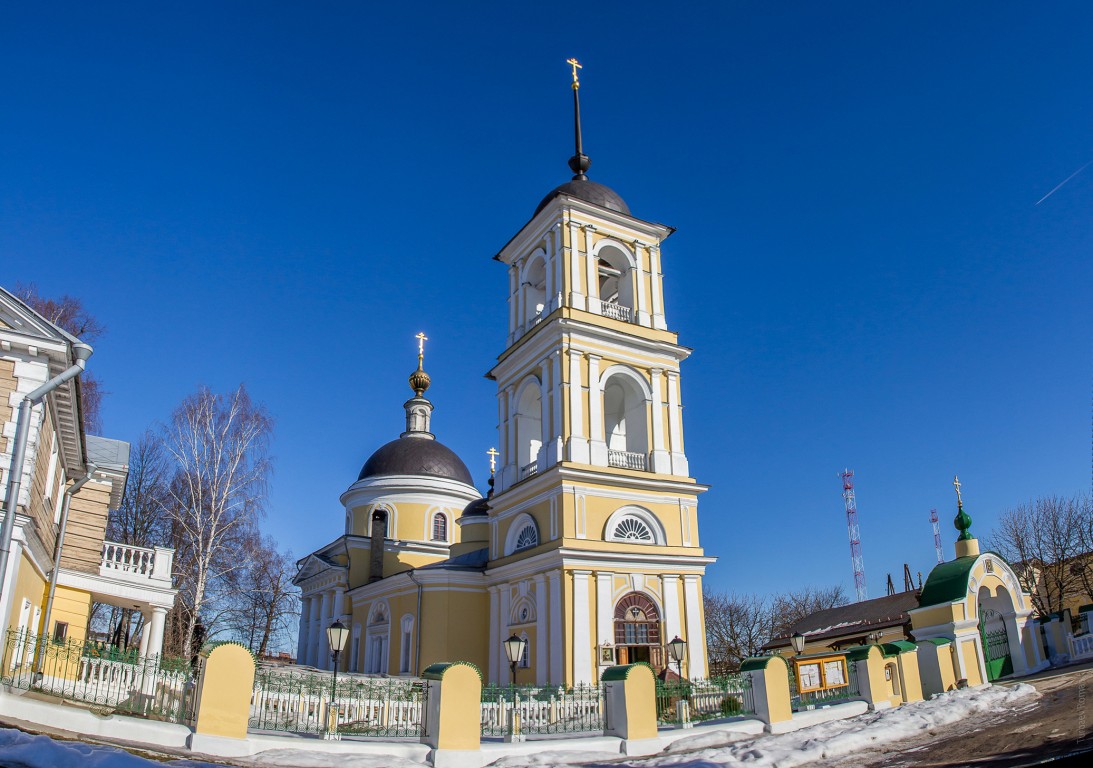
[487,447,499,475]
[953,475,963,506]
[567,58,582,88]
[415,332,427,362]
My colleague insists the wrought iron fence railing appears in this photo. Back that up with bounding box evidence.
[0,629,194,723]
[480,683,606,737]
[789,661,859,711]
[655,675,755,724]
[249,666,427,738]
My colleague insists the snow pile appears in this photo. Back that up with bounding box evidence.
[238,749,427,768]
[599,683,1040,768]
[485,748,621,767]
[0,727,222,768]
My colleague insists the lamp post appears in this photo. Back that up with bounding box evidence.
[325,620,349,740]
[503,634,526,686]
[790,631,806,656]
[667,636,686,681]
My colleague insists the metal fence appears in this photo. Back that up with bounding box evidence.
[0,629,193,723]
[789,661,859,711]
[481,683,606,737]
[249,666,427,738]
[655,675,755,724]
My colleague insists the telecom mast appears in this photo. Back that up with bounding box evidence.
[840,469,868,602]
[930,508,944,564]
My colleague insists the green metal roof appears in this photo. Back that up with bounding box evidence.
[918,556,979,607]
[917,637,953,647]
[881,641,917,657]
[740,655,789,672]
[843,644,878,662]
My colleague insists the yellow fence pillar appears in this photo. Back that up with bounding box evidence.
[740,655,792,733]
[916,638,957,698]
[421,662,482,768]
[844,645,892,710]
[602,663,659,755]
[881,642,923,703]
[188,642,256,756]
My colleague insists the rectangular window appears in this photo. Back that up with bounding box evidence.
[400,630,412,673]
[53,621,68,643]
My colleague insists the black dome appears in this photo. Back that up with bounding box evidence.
[534,178,630,217]
[461,496,489,518]
[358,437,474,485]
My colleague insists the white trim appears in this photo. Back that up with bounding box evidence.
[504,513,541,556]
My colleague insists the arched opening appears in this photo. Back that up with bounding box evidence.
[514,383,542,479]
[431,512,448,542]
[976,585,1015,680]
[364,602,390,675]
[885,662,900,697]
[604,506,665,545]
[522,255,548,326]
[613,592,663,668]
[596,244,635,323]
[505,514,540,556]
[602,373,649,470]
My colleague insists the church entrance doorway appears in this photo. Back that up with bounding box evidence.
[613,592,663,669]
[978,606,1013,681]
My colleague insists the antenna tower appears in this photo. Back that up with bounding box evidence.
[930,508,944,564]
[840,469,868,602]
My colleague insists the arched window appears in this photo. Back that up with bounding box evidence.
[604,507,665,545]
[399,615,414,674]
[595,243,635,323]
[602,370,649,470]
[613,517,654,542]
[432,512,448,542]
[515,523,538,551]
[522,254,548,326]
[364,601,390,675]
[613,592,663,667]
[514,381,542,479]
[505,514,541,555]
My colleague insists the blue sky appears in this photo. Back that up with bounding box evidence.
[2,2,1090,601]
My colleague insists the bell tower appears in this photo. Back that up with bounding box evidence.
[484,61,712,686]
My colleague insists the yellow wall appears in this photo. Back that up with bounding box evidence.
[48,585,92,643]
[194,644,256,740]
[960,639,983,686]
[7,552,47,635]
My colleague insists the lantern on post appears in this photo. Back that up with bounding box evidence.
[667,635,686,680]
[503,634,527,685]
[324,620,350,739]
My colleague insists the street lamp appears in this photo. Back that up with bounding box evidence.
[790,631,806,656]
[325,620,350,739]
[503,634,526,685]
[667,636,686,681]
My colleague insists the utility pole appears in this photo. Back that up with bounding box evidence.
[930,508,944,564]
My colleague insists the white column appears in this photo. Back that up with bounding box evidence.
[587,354,607,465]
[584,226,600,314]
[633,241,650,326]
[496,391,507,492]
[504,386,517,489]
[516,259,526,337]
[539,360,551,471]
[137,610,151,658]
[595,572,613,647]
[333,586,345,622]
[499,585,512,685]
[488,586,501,684]
[146,606,168,659]
[666,371,688,476]
[534,575,548,685]
[568,219,585,310]
[550,351,563,463]
[317,590,331,669]
[649,368,671,473]
[661,575,682,646]
[296,596,311,663]
[572,570,593,683]
[549,572,563,684]
[544,239,555,312]
[552,224,564,310]
[508,265,518,345]
[566,348,590,463]
[649,244,666,330]
[308,601,322,667]
[682,576,707,679]
[0,540,24,634]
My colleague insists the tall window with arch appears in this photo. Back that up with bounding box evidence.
[522,253,548,327]
[431,512,448,542]
[603,371,649,470]
[514,382,542,479]
[595,243,635,322]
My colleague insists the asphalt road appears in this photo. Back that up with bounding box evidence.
[839,661,1093,768]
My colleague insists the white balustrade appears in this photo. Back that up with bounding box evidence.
[607,450,647,471]
[599,302,632,323]
[1068,633,1093,661]
[100,542,174,583]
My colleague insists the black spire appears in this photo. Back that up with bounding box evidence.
[567,58,590,180]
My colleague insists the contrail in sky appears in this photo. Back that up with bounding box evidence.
[1035,160,1093,205]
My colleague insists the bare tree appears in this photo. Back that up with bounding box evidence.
[224,535,299,657]
[704,590,772,672]
[160,384,272,657]
[988,494,1090,616]
[770,584,849,639]
[14,283,107,432]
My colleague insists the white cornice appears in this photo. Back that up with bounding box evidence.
[57,568,177,610]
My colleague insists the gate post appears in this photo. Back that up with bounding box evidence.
[916,638,957,697]
[602,663,658,755]
[740,655,792,732]
[188,642,256,756]
[421,662,482,768]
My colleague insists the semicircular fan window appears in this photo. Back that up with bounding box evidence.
[515,523,539,551]
[613,516,653,542]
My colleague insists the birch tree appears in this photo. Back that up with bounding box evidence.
[161,385,272,657]
[224,535,299,656]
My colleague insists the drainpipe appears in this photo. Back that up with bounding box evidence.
[407,569,423,675]
[35,464,95,673]
[0,342,93,627]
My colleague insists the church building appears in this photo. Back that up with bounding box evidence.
[294,64,714,685]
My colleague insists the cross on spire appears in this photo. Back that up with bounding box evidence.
[953,475,963,507]
[567,57,582,89]
[487,447,499,476]
[415,332,427,368]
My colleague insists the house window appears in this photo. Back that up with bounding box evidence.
[400,616,414,673]
[432,513,448,542]
[519,634,530,668]
[52,622,68,643]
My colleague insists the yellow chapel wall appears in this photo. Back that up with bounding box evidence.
[7,552,47,635]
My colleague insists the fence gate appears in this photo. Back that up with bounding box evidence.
[979,608,1013,681]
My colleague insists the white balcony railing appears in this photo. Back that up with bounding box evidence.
[100,542,174,584]
[608,450,647,471]
[599,302,632,323]
[520,461,539,480]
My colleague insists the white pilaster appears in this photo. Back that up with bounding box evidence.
[566,348,590,463]
[544,238,555,311]
[539,359,551,471]
[650,244,667,330]
[296,596,311,664]
[584,225,600,314]
[552,224,564,310]
[488,586,501,684]
[682,576,706,679]
[503,386,516,489]
[666,371,688,476]
[662,575,682,648]
[317,590,331,669]
[572,570,593,684]
[508,265,518,345]
[568,219,585,310]
[534,574,548,685]
[550,351,563,463]
[548,572,563,684]
[499,585,512,685]
[587,354,607,465]
[138,610,151,658]
[633,241,650,326]
[595,572,613,647]
[649,368,671,473]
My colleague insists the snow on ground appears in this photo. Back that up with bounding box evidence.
[0,727,222,768]
[0,684,1040,768]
